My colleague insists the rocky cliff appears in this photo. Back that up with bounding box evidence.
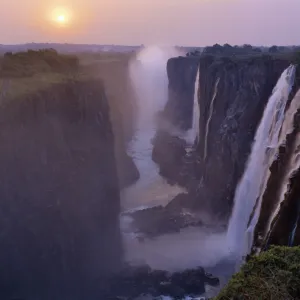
[195,55,291,215]
[154,54,293,217]
[163,56,199,131]
[0,79,122,300]
[80,54,140,189]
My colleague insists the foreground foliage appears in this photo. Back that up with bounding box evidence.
[215,246,300,300]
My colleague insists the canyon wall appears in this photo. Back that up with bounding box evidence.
[164,56,199,130]
[81,54,140,188]
[0,79,122,300]
[155,54,293,217]
[196,55,291,215]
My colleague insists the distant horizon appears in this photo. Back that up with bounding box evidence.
[1,42,299,48]
[2,0,300,47]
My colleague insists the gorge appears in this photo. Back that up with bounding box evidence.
[119,46,300,298]
[0,46,300,300]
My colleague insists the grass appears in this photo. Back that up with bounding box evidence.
[215,246,300,300]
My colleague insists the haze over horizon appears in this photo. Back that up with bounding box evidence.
[1,0,300,47]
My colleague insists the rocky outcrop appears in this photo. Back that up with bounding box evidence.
[84,57,140,189]
[85,56,141,189]
[0,80,122,300]
[195,55,293,216]
[151,56,200,192]
[152,130,188,184]
[122,199,205,238]
[155,54,293,217]
[99,264,219,299]
[163,56,199,131]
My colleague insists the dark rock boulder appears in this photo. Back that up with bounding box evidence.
[0,80,122,300]
[152,130,187,185]
[99,264,219,299]
[123,202,204,238]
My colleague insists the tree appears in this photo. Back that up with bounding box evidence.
[269,45,278,53]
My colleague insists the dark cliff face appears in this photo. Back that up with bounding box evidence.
[164,56,199,131]
[0,80,122,299]
[106,60,140,189]
[83,57,140,189]
[151,56,198,187]
[195,56,291,215]
[154,55,293,217]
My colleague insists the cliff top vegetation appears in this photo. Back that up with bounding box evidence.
[0,49,79,77]
[188,43,300,57]
[0,49,83,100]
[215,246,300,300]
[0,48,136,187]
[0,49,132,101]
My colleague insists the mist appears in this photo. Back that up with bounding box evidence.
[121,47,231,288]
[121,46,185,212]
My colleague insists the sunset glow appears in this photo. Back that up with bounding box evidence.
[50,7,72,27]
[57,15,66,23]
[1,0,300,45]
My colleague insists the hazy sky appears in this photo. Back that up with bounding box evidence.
[1,0,299,46]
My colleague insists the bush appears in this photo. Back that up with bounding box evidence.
[215,246,300,300]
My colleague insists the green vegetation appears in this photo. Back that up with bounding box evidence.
[195,44,300,68]
[0,50,96,101]
[215,246,300,300]
[0,49,79,78]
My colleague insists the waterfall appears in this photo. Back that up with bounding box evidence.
[226,65,296,260]
[186,67,200,145]
[262,90,300,247]
[121,47,228,282]
[203,77,220,161]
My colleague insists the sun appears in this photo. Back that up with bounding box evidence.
[49,7,72,26]
[56,15,66,23]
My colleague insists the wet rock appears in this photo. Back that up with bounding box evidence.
[164,56,199,131]
[152,130,188,185]
[125,204,204,238]
[117,148,140,188]
[100,264,219,299]
[165,193,191,211]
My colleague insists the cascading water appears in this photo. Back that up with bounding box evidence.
[120,48,230,295]
[203,77,220,161]
[226,65,296,261]
[260,90,300,248]
[186,67,200,145]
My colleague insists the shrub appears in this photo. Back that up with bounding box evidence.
[215,246,300,300]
